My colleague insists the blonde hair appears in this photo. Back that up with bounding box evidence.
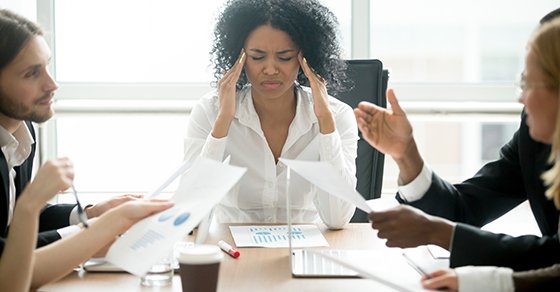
[533,18,560,208]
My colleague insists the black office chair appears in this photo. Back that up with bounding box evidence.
[336,59,389,222]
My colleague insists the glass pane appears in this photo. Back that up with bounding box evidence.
[55,114,187,194]
[3,0,36,21]
[381,115,519,193]
[321,0,352,58]
[370,0,560,83]
[54,0,225,83]
[54,0,350,83]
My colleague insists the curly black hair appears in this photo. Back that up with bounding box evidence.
[210,0,349,94]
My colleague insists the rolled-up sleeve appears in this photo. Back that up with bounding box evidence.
[184,93,227,162]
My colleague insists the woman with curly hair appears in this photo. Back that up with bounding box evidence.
[184,0,357,229]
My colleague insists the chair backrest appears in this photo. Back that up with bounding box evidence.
[336,59,389,222]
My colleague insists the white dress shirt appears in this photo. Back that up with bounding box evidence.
[0,122,82,238]
[184,85,358,229]
[0,122,34,225]
[397,163,433,202]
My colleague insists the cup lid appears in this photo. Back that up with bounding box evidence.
[176,244,224,264]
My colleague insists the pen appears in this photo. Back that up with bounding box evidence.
[71,184,89,228]
[402,252,430,279]
[218,240,240,258]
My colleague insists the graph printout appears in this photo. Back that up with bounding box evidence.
[105,158,246,276]
[229,225,329,248]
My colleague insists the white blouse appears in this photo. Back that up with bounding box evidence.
[184,85,358,229]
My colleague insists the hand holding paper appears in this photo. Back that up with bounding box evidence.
[105,157,246,276]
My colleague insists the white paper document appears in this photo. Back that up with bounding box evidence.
[105,157,247,276]
[366,196,400,212]
[229,225,329,248]
[145,159,193,199]
[279,158,372,213]
[312,248,430,292]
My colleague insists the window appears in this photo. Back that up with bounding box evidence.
[16,0,549,198]
[370,0,559,83]
[368,0,556,192]
[43,0,352,198]
[53,0,351,83]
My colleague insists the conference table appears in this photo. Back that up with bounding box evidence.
[39,223,440,292]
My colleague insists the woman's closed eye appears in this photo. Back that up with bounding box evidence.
[278,56,294,62]
[248,55,294,62]
[250,55,265,61]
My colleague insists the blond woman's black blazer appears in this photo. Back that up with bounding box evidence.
[400,111,560,271]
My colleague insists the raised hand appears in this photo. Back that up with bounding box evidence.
[354,88,413,160]
[298,53,335,134]
[212,50,247,138]
[354,89,424,183]
[21,158,74,210]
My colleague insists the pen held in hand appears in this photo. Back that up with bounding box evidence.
[71,184,89,228]
[402,252,430,279]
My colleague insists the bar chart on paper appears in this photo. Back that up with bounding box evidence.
[229,225,329,248]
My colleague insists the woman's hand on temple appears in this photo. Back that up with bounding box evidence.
[298,53,335,134]
[213,49,246,138]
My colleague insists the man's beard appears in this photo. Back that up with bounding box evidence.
[0,87,54,123]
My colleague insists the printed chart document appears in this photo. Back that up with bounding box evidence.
[230,225,329,248]
[105,157,247,276]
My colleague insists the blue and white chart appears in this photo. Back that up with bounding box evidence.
[105,157,247,276]
[229,225,329,248]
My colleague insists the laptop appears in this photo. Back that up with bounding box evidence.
[286,166,360,278]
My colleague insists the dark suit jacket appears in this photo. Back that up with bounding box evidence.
[0,121,75,254]
[400,112,560,271]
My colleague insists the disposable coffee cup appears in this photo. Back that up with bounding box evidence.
[176,244,224,292]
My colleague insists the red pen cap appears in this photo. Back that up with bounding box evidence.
[229,249,240,258]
